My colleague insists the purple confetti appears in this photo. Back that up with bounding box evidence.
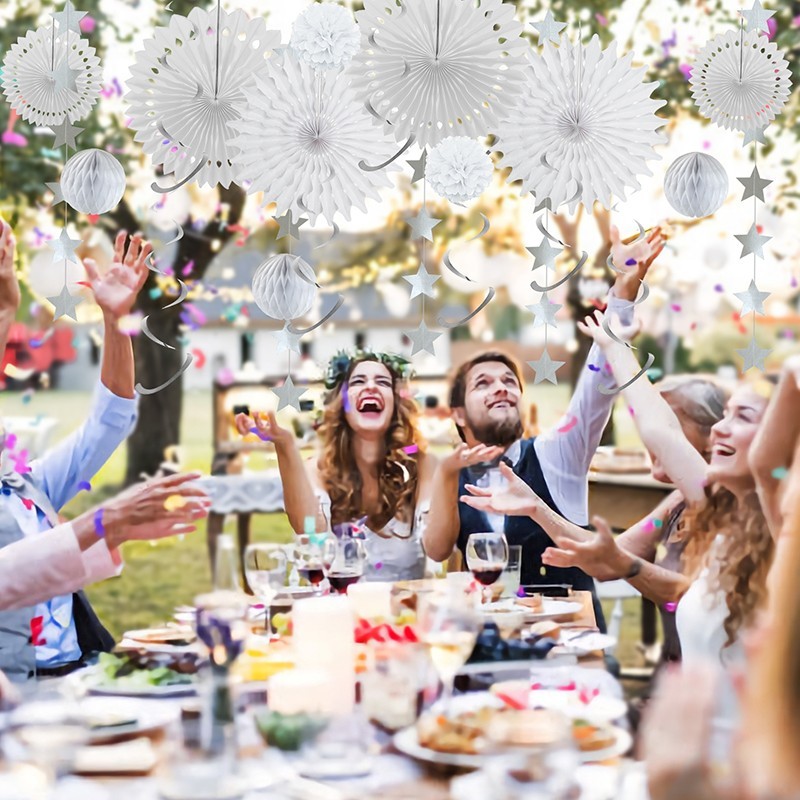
[714,284,724,292]
[587,364,601,372]
[78,481,92,492]
[625,258,636,266]
[375,562,383,571]
[403,444,419,454]
[341,381,351,413]
[248,426,271,442]
[663,602,677,613]
[516,586,526,598]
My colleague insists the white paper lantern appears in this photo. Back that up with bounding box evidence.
[426,137,493,204]
[60,149,126,215]
[251,254,317,321]
[663,152,728,218]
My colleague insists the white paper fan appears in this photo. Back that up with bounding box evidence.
[350,0,528,149]
[124,7,281,189]
[231,50,399,225]
[2,27,101,126]
[690,28,791,133]
[492,35,666,213]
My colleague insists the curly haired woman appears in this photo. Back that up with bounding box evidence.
[235,350,437,580]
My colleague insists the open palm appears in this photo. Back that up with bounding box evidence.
[460,463,540,517]
[610,224,665,302]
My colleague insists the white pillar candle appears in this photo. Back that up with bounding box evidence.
[348,582,392,620]
[292,596,355,714]
[267,668,332,715]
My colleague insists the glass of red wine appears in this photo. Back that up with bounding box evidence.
[323,533,366,595]
[294,534,327,595]
[466,532,509,604]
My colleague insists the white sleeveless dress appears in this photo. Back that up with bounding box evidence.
[316,490,427,581]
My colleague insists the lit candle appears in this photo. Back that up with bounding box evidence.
[348,582,392,620]
[292,596,355,714]
[267,668,332,715]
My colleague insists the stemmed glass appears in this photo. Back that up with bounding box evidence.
[323,534,366,594]
[294,534,327,595]
[418,591,481,712]
[244,544,289,636]
[466,532,509,603]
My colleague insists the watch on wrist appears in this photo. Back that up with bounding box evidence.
[625,558,643,580]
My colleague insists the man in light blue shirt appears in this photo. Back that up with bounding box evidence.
[0,227,153,679]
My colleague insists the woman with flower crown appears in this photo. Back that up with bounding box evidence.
[234,350,438,580]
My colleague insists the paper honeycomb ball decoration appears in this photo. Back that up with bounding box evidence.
[251,254,317,321]
[426,136,493,204]
[60,149,126,215]
[664,152,728,218]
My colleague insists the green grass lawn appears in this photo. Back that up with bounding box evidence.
[0,387,650,665]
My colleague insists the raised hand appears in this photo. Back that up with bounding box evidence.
[541,516,629,581]
[234,409,295,449]
[610,224,666,302]
[441,442,506,478]
[577,310,641,352]
[84,231,152,320]
[460,462,541,518]
[0,217,20,315]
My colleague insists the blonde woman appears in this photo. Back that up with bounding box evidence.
[235,351,437,580]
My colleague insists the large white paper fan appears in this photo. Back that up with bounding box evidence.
[2,27,101,126]
[124,7,281,189]
[690,28,791,133]
[231,51,399,225]
[492,35,666,213]
[350,0,528,149]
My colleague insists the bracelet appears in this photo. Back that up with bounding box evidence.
[93,508,106,539]
[625,558,643,580]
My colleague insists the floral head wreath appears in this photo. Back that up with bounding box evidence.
[323,349,413,391]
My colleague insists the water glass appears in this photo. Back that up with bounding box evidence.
[500,545,523,598]
[244,544,288,635]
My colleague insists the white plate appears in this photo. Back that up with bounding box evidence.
[526,690,628,725]
[557,631,618,655]
[77,666,197,698]
[393,723,632,769]
[486,598,584,623]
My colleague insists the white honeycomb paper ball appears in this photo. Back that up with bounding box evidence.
[664,152,728,218]
[251,254,317,321]
[61,148,126,215]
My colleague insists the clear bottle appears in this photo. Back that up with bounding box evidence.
[213,533,240,591]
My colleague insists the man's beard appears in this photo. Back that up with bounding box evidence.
[465,410,523,448]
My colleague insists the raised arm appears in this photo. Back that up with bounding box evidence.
[0,218,19,358]
[578,311,708,505]
[749,356,800,538]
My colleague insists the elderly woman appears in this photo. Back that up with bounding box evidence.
[235,350,437,581]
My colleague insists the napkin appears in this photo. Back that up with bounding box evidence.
[72,737,158,775]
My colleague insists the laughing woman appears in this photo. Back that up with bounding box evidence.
[235,351,437,580]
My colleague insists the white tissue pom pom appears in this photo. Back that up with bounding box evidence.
[251,254,317,321]
[290,4,361,71]
[60,149,126,215]
[426,137,493,204]
[664,152,728,218]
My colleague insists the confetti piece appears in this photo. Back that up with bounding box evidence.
[587,364,600,372]
[516,586,526,598]
[375,562,383,571]
[663,602,677,613]
[182,260,195,276]
[670,304,682,312]
[78,481,92,492]
[628,406,635,417]
[21,498,34,511]
[248,426,272,442]
[539,566,547,576]
[557,414,578,434]
[149,287,163,300]
[4,364,35,381]
[164,494,188,512]
[595,12,608,26]
[5,434,17,450]
[21,389,34,405]
[341,382,351,413]
[714,284,724,292]
[625,258,636,266]
[772,467,789,480]
[190,348,206,369]
[217,367,235,387]
[403,444,419,454]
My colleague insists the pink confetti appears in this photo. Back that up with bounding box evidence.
[679,63,692,81]
[375,562,383,570]
[594,13,608,26]
[403,444,419,454]
[628,406,635,417]
[217,367,235,387]
[1,131,27,147]
[182,260,195,276]
[79,15,96,33]
[670,303,682,312]
[557,414,578,434]
[663,602,677,613]
[21,498,34,511]
[5,434,17,450]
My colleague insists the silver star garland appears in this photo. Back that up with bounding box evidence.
[407,207,441,242]
[51,0,86,34]
[532,11,567,45]
[739,0,775,33]
[407,150,427,185]
[49,227,80,263]
[273,375,307,412]
[403,263,439,299]
[404,320,441,356]
[272,323,303,355]
[737,166,772,202]
[274,212,307,241]
[47,283,82,321]
[527,349,565,385]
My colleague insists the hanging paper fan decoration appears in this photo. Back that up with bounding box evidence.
[689,28,791,133]
[290,4,361,71]
[664,152,728,218]
[350,0,528,149]
[251,254,317,321]
[124,6,281,189]
[231,50,399,225]
[492,35,666,213]
[426,136,493,204]
[61,148,126,215]
[1,27,101,126]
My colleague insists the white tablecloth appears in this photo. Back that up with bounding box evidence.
[197,472,285,515]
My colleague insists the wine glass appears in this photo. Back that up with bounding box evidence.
[323,534,366,594]
[417,591,481,713]
[294,534,326,595]
[466,532,509,603]
[244,544,289,636]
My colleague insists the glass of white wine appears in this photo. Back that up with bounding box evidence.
[418,591,481,713]
[244,544,288,637]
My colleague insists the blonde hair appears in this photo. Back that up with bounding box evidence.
[316,356,424,531]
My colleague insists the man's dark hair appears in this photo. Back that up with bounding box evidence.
[448,351,525,442]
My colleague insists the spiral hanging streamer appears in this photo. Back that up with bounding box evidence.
[288,294,345,334]
[437,287,495,327]
[441,212,491,284]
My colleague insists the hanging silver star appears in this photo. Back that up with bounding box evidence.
[735,279,770,315]
[532,11,566,44]
[47,284,82,321]
[49,227,81,264]
[272,323,303,355]
[273,375,307,411]
[404,320,441,356]
[742,126,768,146]
[274,212,307,241]
[526,236,563,270]
[734,223,771,259]
[528,349,565,385]
[526,296,562,329]
[737,166,772,202]
[407,150,427,184]
[407,208,441,242]
[51,120,83,149]
[403,263,439,299]
[739,0,775,33]
[51,59,80,93]
[51,1,87,34]
[46,182,64,206]
[737,337,771,372]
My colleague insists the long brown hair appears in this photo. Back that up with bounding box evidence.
[317,354,424,531]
